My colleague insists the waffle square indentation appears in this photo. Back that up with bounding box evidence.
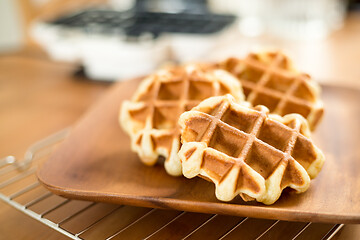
[153,106,179,129]
[265,74,293,93]
[282,101,311,118]
[257,119,293,152]
[208,125,247,158]
[188,81,214,100]
[245,141,284,179]
[252,94,280,112]
[238,66,264,83]
[129,106,150,124]
[293,81,315,102]
[157,81,183,100]
[183,115,212,142]
[221,107,258,134]
[202,151,235,181]
[291,136,318,169]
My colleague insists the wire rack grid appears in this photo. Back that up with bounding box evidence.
[0,129,344,240]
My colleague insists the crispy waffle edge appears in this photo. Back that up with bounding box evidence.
[120,65,245,176]
[178,94,325,205]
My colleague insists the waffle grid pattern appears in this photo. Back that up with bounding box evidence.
[179,95,325,204]
[221,52,324,130]
[121,66,244,176]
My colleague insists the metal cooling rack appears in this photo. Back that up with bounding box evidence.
[0,129,344,240]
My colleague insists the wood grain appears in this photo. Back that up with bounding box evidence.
[0,48,110,240]
[37,78,360,224]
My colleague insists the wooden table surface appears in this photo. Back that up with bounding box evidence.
[1,13,360,239]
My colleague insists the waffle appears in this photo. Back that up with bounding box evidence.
[120,64,244,176]
[220,52,324,130]
[178,94,325,204]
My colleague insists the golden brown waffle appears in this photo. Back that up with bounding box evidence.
[220,52,324,130]
[120,64,244,176]
[178,94,324,204]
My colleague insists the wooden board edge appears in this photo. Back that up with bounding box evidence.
[36,173,360,225]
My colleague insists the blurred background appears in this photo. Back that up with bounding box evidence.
[1,0,359,84]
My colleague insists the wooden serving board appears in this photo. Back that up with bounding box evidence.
[37,78,360,224]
